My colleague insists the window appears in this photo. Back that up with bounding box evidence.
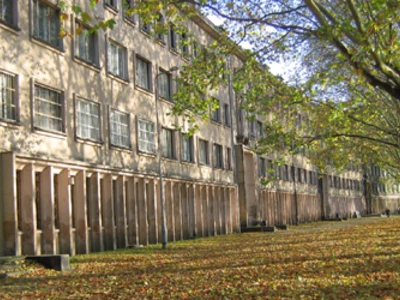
[297,168,302,183]
[75,22,98,66]
[211,100,220,123]
[226,147,232,170]
[159,70,171,100]
[223,104,230,126]
[199,139,209,165]
[34,84,63,132]
[123,0,135,23]
[182,134,194,162]
[162,128,175,159]
[283,164,289,181]
[169,24,177,50]
[136,57,152,91]
[140,18,151,33]
[0,71,17,121]
[138,119,155,153]
[259,157,266,177]
[76,98,100,141]
[155,14,165,42]
[192,40,199,58]
[303,169,307,184]
[256,121,263,138]
[181,32,189,57]
[0,0,16,27]
[110,109,130,148]
[211,107,220,123]
[213,143,223,169]
[309,171,313,185]
[33,0,62,48]
[104,0,117,10]
[249,120,255,137]
[108,41,127,79]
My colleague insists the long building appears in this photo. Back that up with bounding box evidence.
[0,0,399,256]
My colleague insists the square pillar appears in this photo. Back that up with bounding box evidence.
[188,184,196,239]
[165,181,174,242]
[102,174,116,251]
[0,152,18,256]
[208,186,215,236]
[195,185,203,237]
[73,170,89,254]
[181,184,190,240]
[137,178,148,246]
[201,186,209,237]
[146,179,158,244]
[40,166,56,254]
[126,176,138,246]
[174,183,183,241]
[116,176,128,248]
[88,172,103,252]
[20,163,37,255]
[57,169,74,256]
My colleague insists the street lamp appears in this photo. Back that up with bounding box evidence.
[155,66,179,250]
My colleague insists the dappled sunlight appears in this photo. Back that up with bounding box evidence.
[2,217,400,299]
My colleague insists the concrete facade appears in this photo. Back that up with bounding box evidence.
[0,0,398,256]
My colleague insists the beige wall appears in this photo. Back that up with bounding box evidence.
[0,0,235,185]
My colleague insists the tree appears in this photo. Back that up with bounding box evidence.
[60,0,400,175]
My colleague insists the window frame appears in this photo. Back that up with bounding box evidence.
[74,20,99,68]
[0,69,19,123]
[226,147,232,170]
[158,69,172,101]
[135,55,153,92]
[107,39,128,81]
[109,108,131,149]
[256,121,263,138]
[74,96,101,142]
[0,0,19,30]
[213,143,224,169]
[223,103,230,126]
[32,82,65,134]
[198,139,209,165]
[32,0,63,50]
[181,133,194,163]
[169,23,177,51]
[211,99,221,123]
[104,0,118,11]
[161,127,176,159]
[259,157,266,177]
[137,119,156,154]
[123,0,135,24]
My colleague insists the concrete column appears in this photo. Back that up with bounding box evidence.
[231,187,240,232]
[195,185,203,237]
[224,187,232,234]
[174,183,183,241]
[40,166,56,254]
[215,187,222,235]
[126,176,138,246]
[155,180,162,244]
[208,186,215,236]
[101,174,116,251]
[73,170,89,254]
[57,169,74,255]
[137,178,148,246]
[165,181,174,241]
[146,179,158,244]
[0,152,18,256]
[88,172,103,252]
[202,186,209,237]
[20,163,37,255]
[220,187,226,235]
[181,184,189,240]
[115,176,128,248]
[188,184,196,238]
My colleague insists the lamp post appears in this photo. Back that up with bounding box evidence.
[155,66,179,250]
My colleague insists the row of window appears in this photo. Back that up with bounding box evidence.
[371,183,400,194]
[329,176,361,191]
[0,70,232,168]
[258,158,318,185]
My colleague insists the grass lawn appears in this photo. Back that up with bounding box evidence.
[1,217,400,299]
